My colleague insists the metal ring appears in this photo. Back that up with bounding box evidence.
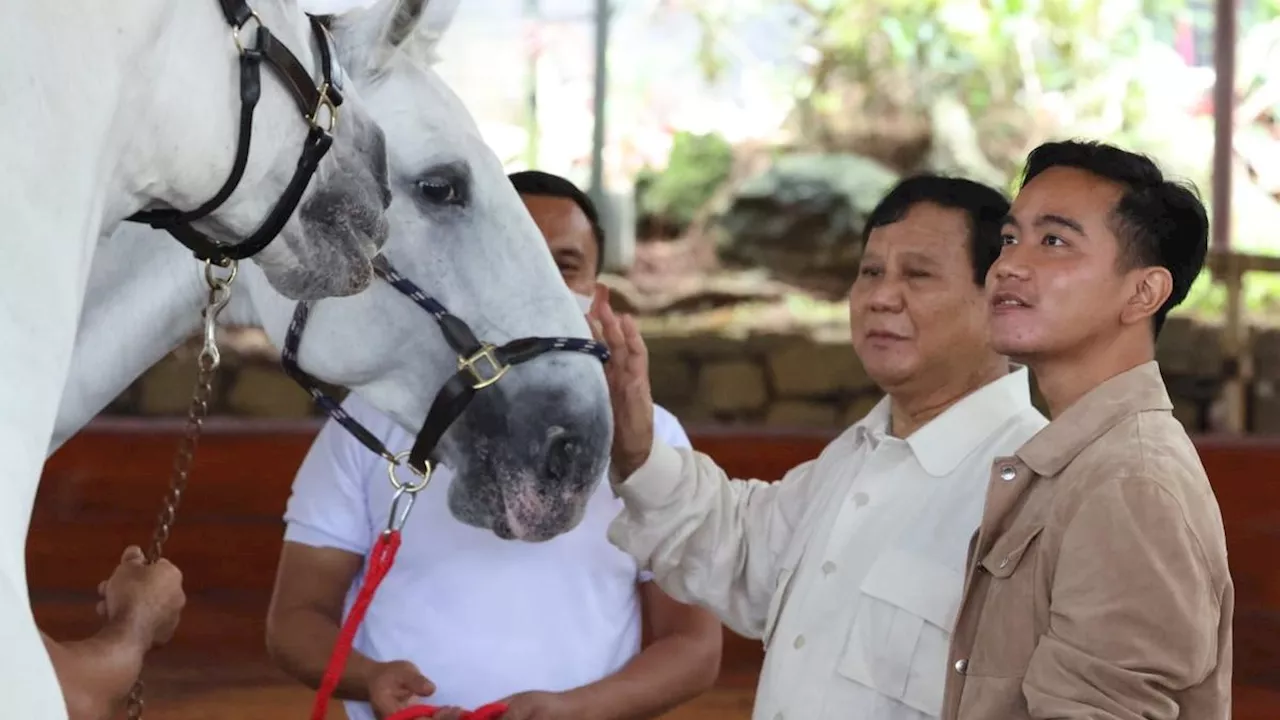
[204,258,238,290]
[231,10,264,55]
[387,450,431,493]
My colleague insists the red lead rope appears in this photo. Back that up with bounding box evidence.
[308,530,509,720]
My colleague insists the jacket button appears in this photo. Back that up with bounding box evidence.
[954,658,968,674]
[999,466,1017,481]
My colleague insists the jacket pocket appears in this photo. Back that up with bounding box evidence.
[980,525,1043,578]
[836,548,963,715]
[761,566,794,648]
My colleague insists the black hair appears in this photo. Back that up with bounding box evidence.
[508,170,606,272]
[863,174,1011,286]
[1020,139,1209,337]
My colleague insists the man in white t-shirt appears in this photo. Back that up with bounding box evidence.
[265,170,723,720]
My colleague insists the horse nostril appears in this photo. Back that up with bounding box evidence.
[542,430,578,480]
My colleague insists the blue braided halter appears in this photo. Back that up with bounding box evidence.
[279,254,610,473]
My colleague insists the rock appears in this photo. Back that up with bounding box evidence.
[842,393,884,427]
[698,361,768,412]
[716,153,901,296]
[923,94,1009,190]
[768,341,870,398]
[226,366,315,418]
[138,354,210,416]
[1156,316,1196,374]
[1253,329,1280,380]
[1171,396,1203,431]
[1251,378,1280,434]
[648,357,697,411]
[767,401,840,428]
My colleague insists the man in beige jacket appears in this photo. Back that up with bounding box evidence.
[590,175,1048,720]
[942,139,1232,719]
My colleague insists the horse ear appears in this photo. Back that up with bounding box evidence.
[328,0,458,80]
[384,0,459,51]
[383,0,426,49]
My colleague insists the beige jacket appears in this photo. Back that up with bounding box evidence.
[942,361,1233,720]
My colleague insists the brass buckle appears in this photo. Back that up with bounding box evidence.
[308,83,338,133]
[459,343,509,390]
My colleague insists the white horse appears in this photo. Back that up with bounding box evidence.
[4,1,402,715]
[3,1,399,715]
[53,0,610,641]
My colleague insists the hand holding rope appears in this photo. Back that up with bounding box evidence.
[309,455,507,720]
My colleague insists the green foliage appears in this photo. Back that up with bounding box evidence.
[635,131,735,231]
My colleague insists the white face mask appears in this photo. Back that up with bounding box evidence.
[573,292,594,314]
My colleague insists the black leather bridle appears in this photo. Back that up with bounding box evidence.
[280,255,611,492]
[127,0,345,268]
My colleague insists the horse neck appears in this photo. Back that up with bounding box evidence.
[49,230,262,455]
[3,5,180,247]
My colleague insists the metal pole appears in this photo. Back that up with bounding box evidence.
[1211,0,1235,255]
[588,0,610,206]
[1210,0,1246,432]
[524,0,541,169]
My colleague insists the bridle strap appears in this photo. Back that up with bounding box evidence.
[127,10,343,267]
[279,256,610,476]
[217,0,255,27]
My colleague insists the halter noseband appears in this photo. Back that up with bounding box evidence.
[280,255,611,481]
[127,0,344,267]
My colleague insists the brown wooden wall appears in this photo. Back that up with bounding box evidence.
[28,420,1280,695]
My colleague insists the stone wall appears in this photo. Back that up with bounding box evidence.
[104,315,1280,435]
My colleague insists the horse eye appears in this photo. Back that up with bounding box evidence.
[416,178,462,206]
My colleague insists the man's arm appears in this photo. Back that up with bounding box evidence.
[559,582,722,720]
[267,397,426,704]
[607,439,818,639]
[41,548,185,720]
[42,627,147,720]
[1023,475,1224,719]
[265,541,380,699]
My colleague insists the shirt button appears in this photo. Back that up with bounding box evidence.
[821,561,837,575]
[954,658,968,674]
[999,465,1017,481]
[852,491,870,506]
[793,634,806,649]
[774,713,784,720]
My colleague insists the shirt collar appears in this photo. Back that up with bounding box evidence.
[850,364,1036,477]
[1016,360,1172,477]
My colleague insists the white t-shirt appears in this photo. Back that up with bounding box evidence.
[282,393,692,719]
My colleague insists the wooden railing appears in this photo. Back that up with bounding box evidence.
[28,419,1280,694]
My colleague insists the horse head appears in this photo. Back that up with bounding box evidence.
[127,0,392,300]
[238,0,613,541]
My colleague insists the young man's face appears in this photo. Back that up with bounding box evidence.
[987,165,1137,360]
[519,193,600,297]
[847,202,995,393]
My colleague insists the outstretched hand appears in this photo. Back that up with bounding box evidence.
[587,283,654,479]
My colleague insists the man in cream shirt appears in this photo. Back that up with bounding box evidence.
[588,175,1050,719]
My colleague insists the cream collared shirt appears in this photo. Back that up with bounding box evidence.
[607,366,1048,720]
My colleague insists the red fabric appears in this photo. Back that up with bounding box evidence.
[310,530,403,720]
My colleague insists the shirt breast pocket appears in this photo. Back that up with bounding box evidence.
[836,548,963,715]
